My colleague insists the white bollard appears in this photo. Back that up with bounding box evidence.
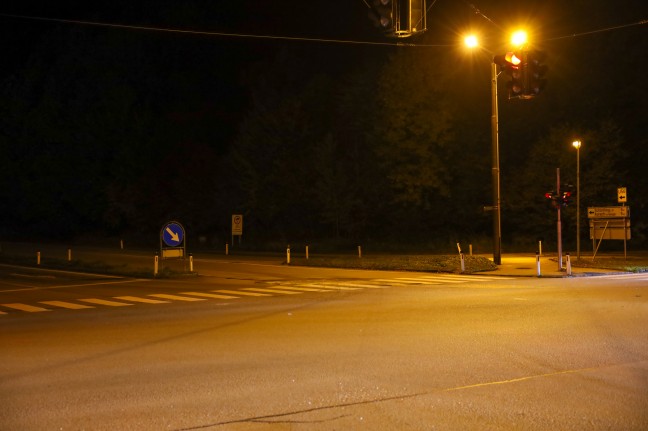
[68,248,72,262]
[358,245,362,258]
[189,254,194,272]
[469,244,473,256]
[120,239,124,250]
[225,243,229,255]
[37,251,41,265]
[536,251,541,277]
[286,246,291,264]
[456,242,462,254]
[460,253,465,273]
[566,253,572,276]
[306,245,309,260]
[154,254,159,276]
[538,240,542,256]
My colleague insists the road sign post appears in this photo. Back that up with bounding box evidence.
[231,214,243,246]
[617,187,627,204]
[587,207,631,260]
[160,221,186,259]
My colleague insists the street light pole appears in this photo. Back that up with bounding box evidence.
[573,140,581,259]
[491,62,502,265]
[465,31,527,266]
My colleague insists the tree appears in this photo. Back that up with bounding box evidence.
[506,120,627,248]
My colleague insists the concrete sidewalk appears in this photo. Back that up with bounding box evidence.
[490,254,623,278]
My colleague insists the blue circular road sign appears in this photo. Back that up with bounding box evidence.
[162,222,184,247]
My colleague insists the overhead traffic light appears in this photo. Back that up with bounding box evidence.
[526,50,548,97]
[368,0,427,38]
[494,52,524,99]
[369,0,395,34]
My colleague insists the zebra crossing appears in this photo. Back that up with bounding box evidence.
[0,273,510,315]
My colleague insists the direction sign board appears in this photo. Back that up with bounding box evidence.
[162,222,184,247]
[587,206,629,219]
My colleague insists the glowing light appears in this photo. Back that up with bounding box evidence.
[511,30,527,46]
[464,35,478,48]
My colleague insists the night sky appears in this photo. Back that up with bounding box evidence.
[1,1,647,249]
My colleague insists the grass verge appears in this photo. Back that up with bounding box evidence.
[288,254,498,274]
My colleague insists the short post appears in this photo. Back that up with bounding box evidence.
[460,253,465,273]
[67,248,72,262]
[286,245,291,264]
[536,251,541,277]
[305,245,309,260]
[120,239,124,250]
[538,240,542,256]
[456,242,462,254]
[358,245,362,258]
[37,251,41,265]
[469,244,473,256]
[566,252,572,276]
[225,243,229,255]
[189,253,194,272]
[154,253,159,277]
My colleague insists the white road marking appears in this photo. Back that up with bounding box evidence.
[1,303,51,312]
[79,298,132,307]
[40,300,94,309]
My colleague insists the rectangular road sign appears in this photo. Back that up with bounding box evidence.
[231,214,243,236]
[618,187,627,203]
[587,206,629,219]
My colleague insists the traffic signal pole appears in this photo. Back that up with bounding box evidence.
[491,62,502,265]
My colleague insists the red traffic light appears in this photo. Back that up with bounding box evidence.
[494,52,521,69]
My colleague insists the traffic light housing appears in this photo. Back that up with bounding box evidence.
[545,191,559,208]
[526,50,548,97]
[369,0,395,34]
[545,189,573,208]
[368,0,427,38]
[494,51,525,99]
[561,191,572,206]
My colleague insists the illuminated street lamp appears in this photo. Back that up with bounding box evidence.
[572,140,582,259]
[511,30,528,47]
[464,31,527,265]
[464,35,478,49]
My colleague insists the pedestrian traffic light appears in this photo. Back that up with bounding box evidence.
[526,50,547,97]
[369,0,395,34]
[494,51,525,99]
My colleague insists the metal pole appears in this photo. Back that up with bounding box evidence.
[491,62,502,265]
[557,168,563,271]
[576,146,580,259]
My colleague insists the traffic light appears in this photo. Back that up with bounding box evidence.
[545,189,573,208]
[545,191,559,208]
[494,51,525,99]
[561,191,572,206]
[369,0,395,34]
[526,50,547,97]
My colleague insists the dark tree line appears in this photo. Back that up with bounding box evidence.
[1,6,646,250]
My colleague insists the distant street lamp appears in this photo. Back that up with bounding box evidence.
[572,140,582,259]
[464,31,527,265]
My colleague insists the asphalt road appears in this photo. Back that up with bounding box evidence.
[1,261,647,430]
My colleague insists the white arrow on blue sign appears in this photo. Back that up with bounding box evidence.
[162,222,184,247]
